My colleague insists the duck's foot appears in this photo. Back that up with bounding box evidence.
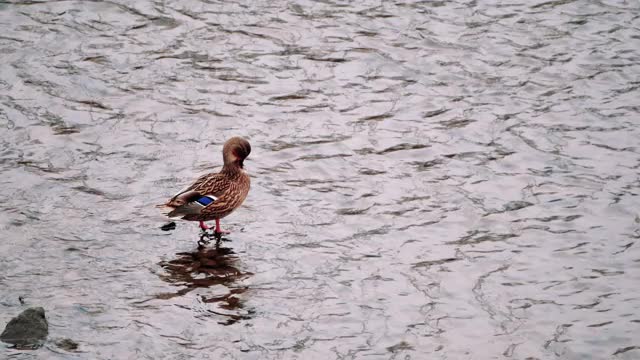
[210,229,232,241]
[214,219,231,235]
[212,229,232,243]
[197,220,232,247]
[198,229,230,248]
[200,228,226,237]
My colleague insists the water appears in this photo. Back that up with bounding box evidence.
[1,0,639,358]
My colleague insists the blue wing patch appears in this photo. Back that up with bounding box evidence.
[195,196,216,206]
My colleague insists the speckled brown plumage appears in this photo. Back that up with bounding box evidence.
[181,169,250,221]
[158,137,251,226]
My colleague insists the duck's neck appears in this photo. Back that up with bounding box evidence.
[221,162,243,176]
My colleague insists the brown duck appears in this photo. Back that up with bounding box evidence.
[158,137,251,235]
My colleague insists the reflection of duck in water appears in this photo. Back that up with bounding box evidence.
[158,137,251,236]
[157,246,253,325]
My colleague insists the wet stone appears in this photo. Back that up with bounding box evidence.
[160,221,177,231]
[0,307,48,348]
[387,341,414,353]
[55,338,79,351]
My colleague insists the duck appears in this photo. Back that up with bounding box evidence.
[158,137,251,235]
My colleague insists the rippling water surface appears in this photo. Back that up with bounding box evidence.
[1,0,639,358]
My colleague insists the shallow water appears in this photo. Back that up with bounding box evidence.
[1,0,639,358]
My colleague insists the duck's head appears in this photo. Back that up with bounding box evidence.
[223,136,251,168]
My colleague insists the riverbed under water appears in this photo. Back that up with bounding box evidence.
[1,0,639,359]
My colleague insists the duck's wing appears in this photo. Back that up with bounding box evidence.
[198,183,249,219]
[158,173,231,218]
[188,172,231,198]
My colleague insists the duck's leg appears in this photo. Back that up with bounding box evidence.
[199,221,209,230]
[214,218,231,234]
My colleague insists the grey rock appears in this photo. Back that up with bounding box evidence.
[55,338,79,351]
[0,307,48,347]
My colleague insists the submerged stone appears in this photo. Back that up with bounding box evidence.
[55,338,79,351]
[0,307,48,347]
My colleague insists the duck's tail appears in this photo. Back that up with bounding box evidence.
[157,201,205,219]
[156,203,178,218]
